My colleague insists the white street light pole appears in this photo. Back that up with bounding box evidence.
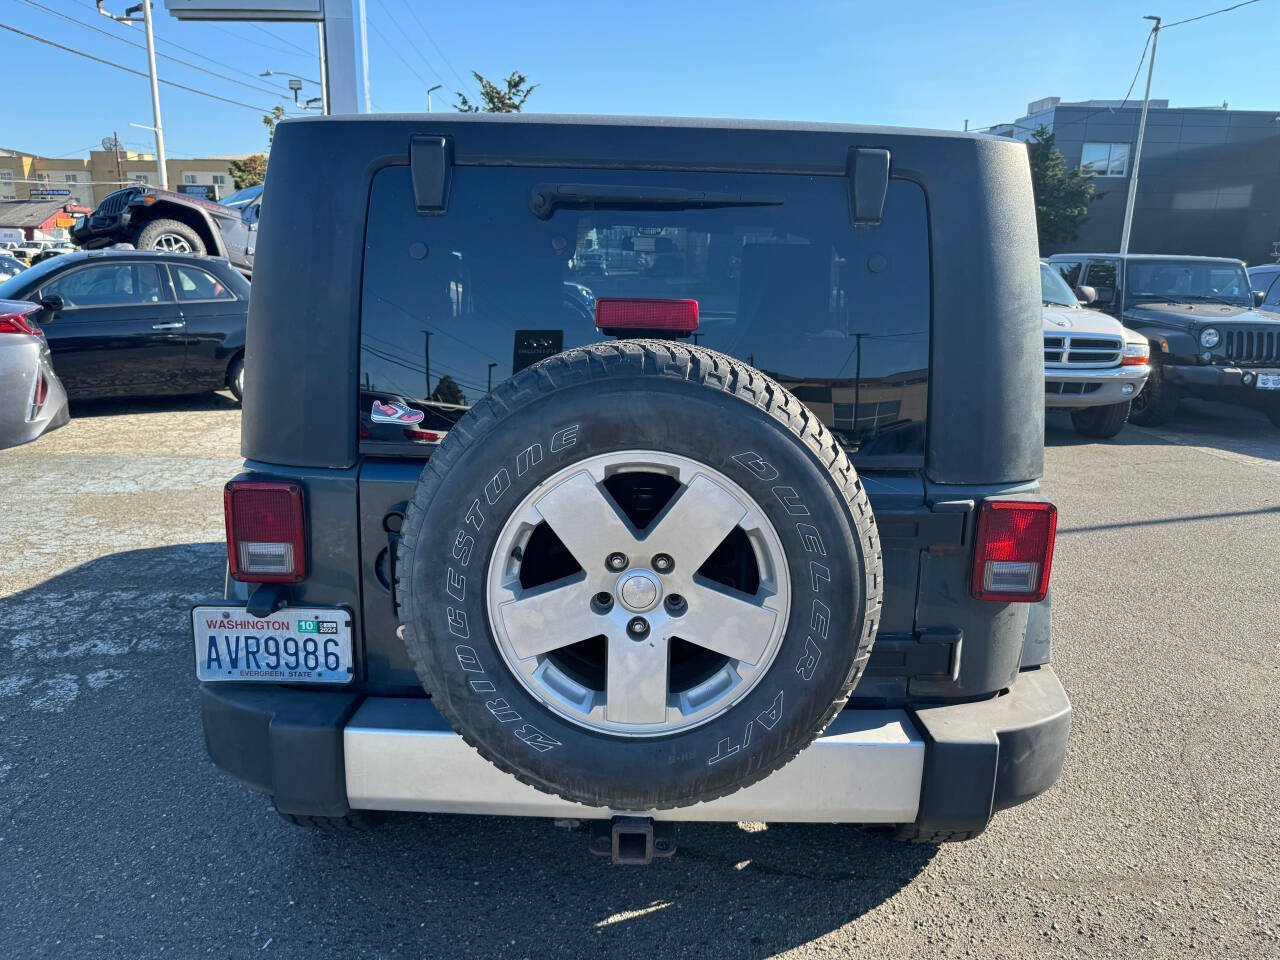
[427,83,442,112]
[316,21,330,115]
[357,0,372,113]
[1120,15,1161,256]
[138,0,168,189]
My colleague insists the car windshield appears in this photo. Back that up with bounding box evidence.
[221,184,262,208]
[1040,263,1078,308]
[1125,260,1252,306]
[0,255,65,299]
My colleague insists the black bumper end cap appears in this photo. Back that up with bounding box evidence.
[200,684,363,818]
[909,665,1071,835]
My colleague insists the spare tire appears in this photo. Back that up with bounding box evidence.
[396,340,882,810]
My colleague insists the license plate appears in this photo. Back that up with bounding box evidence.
[191,605,353,684]
[1257,371,1280,390]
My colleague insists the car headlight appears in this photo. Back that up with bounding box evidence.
[1200,327,1220,349]
[1122,341,1150,365]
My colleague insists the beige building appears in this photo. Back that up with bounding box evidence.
[0,147,242,206]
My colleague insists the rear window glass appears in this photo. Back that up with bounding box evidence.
[359,165,931,465]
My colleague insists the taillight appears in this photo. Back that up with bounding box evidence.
[596,298,698,335]
[971,500,1057,602]
[0,303,40,336]
[224,480,307,582]
[34,370,47,408]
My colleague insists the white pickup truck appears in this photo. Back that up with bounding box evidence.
[1041,261,1151,438]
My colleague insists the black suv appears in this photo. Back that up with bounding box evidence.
[1048,253,1280,428]
[72,186,259,277]
[195,115,1070,860]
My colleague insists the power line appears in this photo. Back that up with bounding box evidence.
[75,0,299,94]
[0,21,275,114]
[204,22,315,62]
[371,0,447,87]
[1163,0,1265,29]
[397,0,477,97]
[250,23,313,56]
[365,15,436,93]
[22,0,293,102]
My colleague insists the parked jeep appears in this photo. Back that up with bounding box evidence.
[1048,253,1280,428]
[72,186,258,277]
[195,115,1070,861]
[1040,261,1149,438]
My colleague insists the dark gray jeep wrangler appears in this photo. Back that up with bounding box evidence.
[195,114,1070,861]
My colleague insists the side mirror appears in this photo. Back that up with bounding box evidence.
[1254,290,1266,308]
[1075,285,1097,305]
[39,294,63,317]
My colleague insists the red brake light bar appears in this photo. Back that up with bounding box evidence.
[224,480,307,583]
[970,499,1057,602]
[0,303,40,336]
[596,298,698,335]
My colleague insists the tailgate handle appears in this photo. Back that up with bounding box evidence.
[410,135,452,213]
[848,148,890,227]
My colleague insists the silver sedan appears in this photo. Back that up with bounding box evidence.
[0,299,68,449]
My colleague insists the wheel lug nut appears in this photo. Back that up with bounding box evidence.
[665,594,686,615]
[627,617,649,638]
[652,553,674,573]
[606,552,628,571]
[592,592,613,612]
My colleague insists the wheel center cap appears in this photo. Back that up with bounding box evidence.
[617,570,661,613]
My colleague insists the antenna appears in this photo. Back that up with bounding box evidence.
[102,135,122,152]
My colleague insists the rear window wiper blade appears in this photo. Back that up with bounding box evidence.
[529,183,783,220]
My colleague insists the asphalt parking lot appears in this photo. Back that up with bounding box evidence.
[1,394,1277,959]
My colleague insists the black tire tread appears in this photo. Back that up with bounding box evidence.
[273,805,383,834]
[395,339,883,810]
[134,217,206,254]
[890,823,985,844]
[1069,400,1129,439]
[1128,362,1179,426]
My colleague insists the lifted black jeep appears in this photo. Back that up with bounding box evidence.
[196,115,1070,860]
[72,185,258,277]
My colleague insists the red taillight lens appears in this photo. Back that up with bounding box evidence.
[224,480,307,582]
[404,427,442,443]
[0,304,40,336]
[34,370,47,408]
[971,500,1057,602]
[595,298,698,335]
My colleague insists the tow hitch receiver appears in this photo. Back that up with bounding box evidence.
[590,817,677,865]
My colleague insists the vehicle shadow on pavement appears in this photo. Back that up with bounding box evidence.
[0,544,935,959]
[1046,402,1279,462]
[67,392,240,418]
[275,811,937,957]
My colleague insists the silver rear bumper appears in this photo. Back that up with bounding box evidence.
[344,698,924,823]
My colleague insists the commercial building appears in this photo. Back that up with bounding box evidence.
[0,198,92,242]
[0,147,241,206]
[989,97,1280,265]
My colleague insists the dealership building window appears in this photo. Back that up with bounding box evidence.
[212,174,226,187]
[1080,142,1130,177]
[183,173,198,185]
[0,170,14,200]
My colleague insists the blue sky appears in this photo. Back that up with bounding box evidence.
[1,0,1276,160]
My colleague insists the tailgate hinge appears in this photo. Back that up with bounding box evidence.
[847,147,890,227]
[410,135,452,213]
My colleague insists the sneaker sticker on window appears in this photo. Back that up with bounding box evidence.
[370,400,425,425]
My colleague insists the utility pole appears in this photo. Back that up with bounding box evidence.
[113,131,123,187]
[487,362,496,392]
[316,21,330,115]
[1120,15,1161,255]
[422,331,432,397]
[138,0,167,189]
[357,0,372,113]
[428,84,442,113]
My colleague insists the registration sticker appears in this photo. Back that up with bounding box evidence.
[191,605,354,684]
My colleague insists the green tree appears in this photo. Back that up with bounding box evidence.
[430,374,468,406]
[1027,125,1097,247]
[454,71,538,113]
[228,154,267,189]
[263,105,286,144]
